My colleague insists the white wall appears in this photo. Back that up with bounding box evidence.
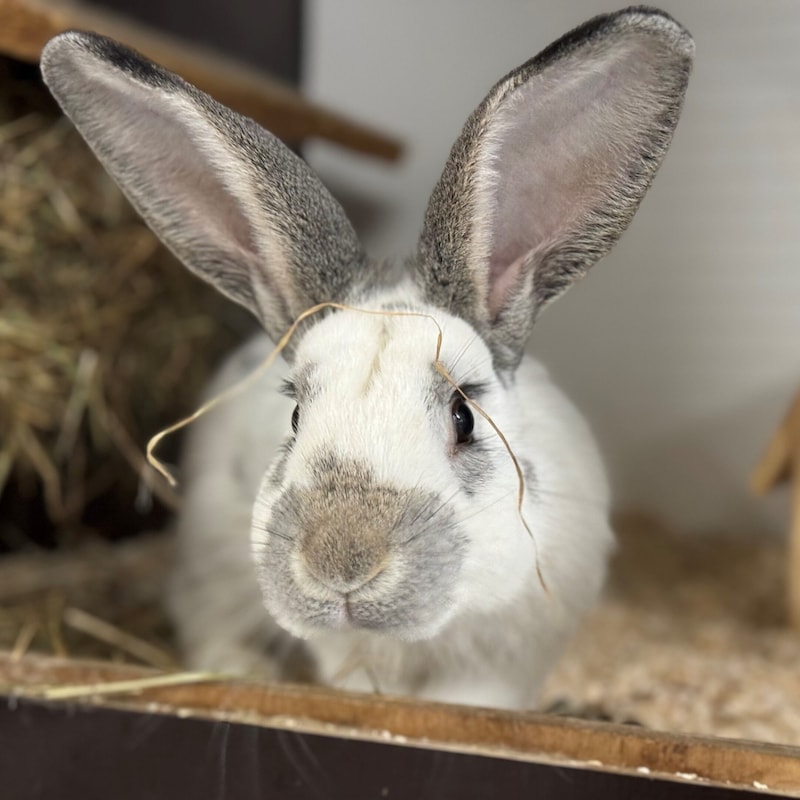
[303,1,800,535]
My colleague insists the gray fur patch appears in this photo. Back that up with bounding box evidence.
[452,438,496,496]
[291,362,320,406]
[518,456,537,498]
[264,443,292,489]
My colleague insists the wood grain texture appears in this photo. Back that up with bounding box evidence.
[0,0,402,159]
[2,652,799,795]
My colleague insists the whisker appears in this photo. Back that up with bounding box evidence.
[402,491,438,530]
[215,722,230,800]
[424,487,463,523]
[251,523,296,544]
[402,484,607,548]
[389,490,418,535]
[410,486,461,529]
[450,355,493,388]
[401,487,462,545]
[448,333,481,373]
[456,488,517,525]
[530,485,608,511]
[330,642,367,686]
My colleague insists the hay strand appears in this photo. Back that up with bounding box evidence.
[61,606,177,670]
[10,613,38,661]
[17,671,222,702]
[0,534,177,668]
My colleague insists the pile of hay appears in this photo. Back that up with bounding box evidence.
[0,60,254,549]
[0,533,176,668]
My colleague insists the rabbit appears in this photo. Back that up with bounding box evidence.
[41,7,693,710]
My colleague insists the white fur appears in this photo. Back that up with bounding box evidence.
[169,291,613,709]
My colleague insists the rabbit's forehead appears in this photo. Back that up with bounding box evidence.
[292,308,494,395]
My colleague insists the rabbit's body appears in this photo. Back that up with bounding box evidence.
[171,294,611,709]
[42,7,692,710]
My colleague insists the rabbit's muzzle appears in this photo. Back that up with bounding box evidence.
[255,455,466,638]
[301,521,388,595]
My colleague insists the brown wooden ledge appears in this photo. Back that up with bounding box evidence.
[1,651,799,796]
[0,0,403,159]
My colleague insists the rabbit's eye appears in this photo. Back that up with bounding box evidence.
[291,405,300,434]
[451,398,474,444]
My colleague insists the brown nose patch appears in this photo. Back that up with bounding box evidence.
[302,522,388,593]
[296,456,404,593]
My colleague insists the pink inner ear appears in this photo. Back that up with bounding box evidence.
[67,65,270,288]
[119,100,264,273]
[487,251,529,320]
[477,37,669,317]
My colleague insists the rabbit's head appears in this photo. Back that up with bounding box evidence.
[41,8,692,641]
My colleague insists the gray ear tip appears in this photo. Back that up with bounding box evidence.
[40,31,90,77]
[40,31,121,83]
[531,8,694,90]
[41,30,177,98]
[614,7,695,60]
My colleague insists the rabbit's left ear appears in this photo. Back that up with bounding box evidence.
[417,9,694,370]
[41,32,369,346]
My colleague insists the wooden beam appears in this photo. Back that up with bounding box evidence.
[751,387,800,628]
[791,451,800,628]
[2,652,800,795]
[0,0,403,160]
[751,388,800,496]
[0,698,780,799]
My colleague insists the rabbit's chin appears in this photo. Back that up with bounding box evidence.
[265,595,454,643]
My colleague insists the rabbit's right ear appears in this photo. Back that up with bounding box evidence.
[40,32,369,346]
[417,8,694,371]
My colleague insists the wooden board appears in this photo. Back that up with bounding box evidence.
[0,699,783,799]
[1,652,799,796]
[0,0,402,159]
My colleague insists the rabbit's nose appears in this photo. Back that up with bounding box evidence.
[301,524,389,594]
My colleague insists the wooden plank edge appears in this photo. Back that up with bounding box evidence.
[0,0,403,160]
[751,387,800,495]
[2,652,798,796]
